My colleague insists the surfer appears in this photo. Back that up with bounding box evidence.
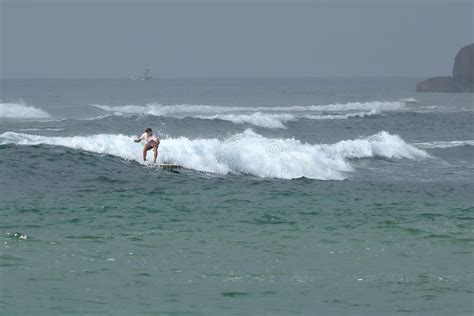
[135,128,160,163]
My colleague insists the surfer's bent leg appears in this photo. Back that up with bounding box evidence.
[143,145,148,161]
[153,140,160,163]
[143,141,153,161]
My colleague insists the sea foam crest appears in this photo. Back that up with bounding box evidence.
[90,100,404,115]
[0,130,428,180]
[415,140,474,149]
[196,113,297,129]
[399,97,419,103]
[0,102,50,118]
[195,109,380,129]
[91,101,393,128]
[304,109,381,120]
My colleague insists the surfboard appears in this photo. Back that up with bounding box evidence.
[159,163,182,170]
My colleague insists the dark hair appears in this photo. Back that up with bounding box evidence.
[146,128,152,133]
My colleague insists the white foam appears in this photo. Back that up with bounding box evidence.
[91,102,387,129]
[196,112,296,129]
[196,110,380,129]
[84,114,114,121]
[0,102,50,118]
[0,130,429,180]
[399,97,419,103]
[272,101,405,112]
[415,140,474,149]
[304,109,381,120]
[90,100,405,116]
[90,103,239,116]
[19,128,64,132]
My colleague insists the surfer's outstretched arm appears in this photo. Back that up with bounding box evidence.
[135,132,146,143]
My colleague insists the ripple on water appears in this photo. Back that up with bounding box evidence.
[0,255,26,267]
[221,292,251,298]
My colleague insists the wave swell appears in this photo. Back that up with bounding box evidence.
[0,130,428,180]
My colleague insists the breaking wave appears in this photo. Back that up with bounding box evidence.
[196,113,296,129]
[0,130,429,180]
[91,100,404,115]
[0,102,50,118]
[90,101,394,128]
[196,109,380,129]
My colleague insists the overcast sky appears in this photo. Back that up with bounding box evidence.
[1,0,473,78]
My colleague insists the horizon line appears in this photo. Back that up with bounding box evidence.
[0,75,426,80]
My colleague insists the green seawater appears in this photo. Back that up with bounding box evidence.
[1,149,473,315]
[1,78,473,315]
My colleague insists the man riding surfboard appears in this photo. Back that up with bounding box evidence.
[135,127,160,163]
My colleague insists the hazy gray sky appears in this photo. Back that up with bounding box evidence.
[1,0,473,78]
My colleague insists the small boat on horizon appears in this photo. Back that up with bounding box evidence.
[131,69,152,80]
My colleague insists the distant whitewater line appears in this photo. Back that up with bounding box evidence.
[415,140,474,149]
[90,100,405,115]
[0,130,428,180]
[18,128,64,132]
[78,110,380,129]
[304,109,381,120]
[195,109,381,129]
[0,102,50,118]
[196,113,296,129]
[90,101,392,129]
[399,97,419,103]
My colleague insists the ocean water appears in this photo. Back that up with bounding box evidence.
[0,78,473,315]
